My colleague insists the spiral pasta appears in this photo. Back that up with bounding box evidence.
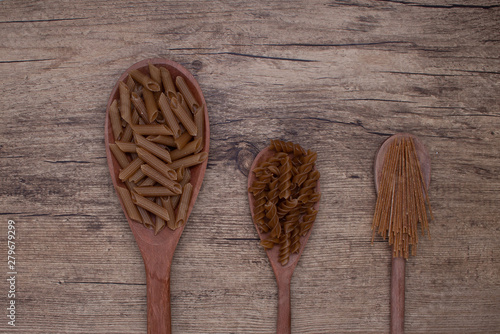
[249,140,320,266]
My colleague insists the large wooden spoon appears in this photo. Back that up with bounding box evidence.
[374,133,430,334]
[247,147,320,334]
[105,58,209,333]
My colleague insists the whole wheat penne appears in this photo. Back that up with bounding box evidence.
[168,152,208,170]
[141,164,182,194]
[132,193,170,221]
[160,67,177,100]
[131,92,150,124]
[119,82,132,124]
[115,141,137,153]
[148,63,162,87]
[171,168,191,208]
[174,131,192,150]
[158,93,181,138]
[175,183,193,228]
[193,104,205,152]
[136,147,176,180]
[170,96,197,136]
[147,135,176,147]
[176,166,185,181]
[155,197,165,235]
[138,177,156,187]
[132,124,173,136]
[119,157,144,181]
[135,134,172,163]
[129,69,160,92]
[109,100,123,140]
[116,187,142,223]
[129,167,146,184]
[170,138,202,161]
[109,144,130,168]
[125,180,136,192]
[126,74,135,91]
[137,206,154,227]
[142,88,159,122]
[176,92,190,115]
[161,197,176,230]
[176,76,200,113]
[121,124,133,142]
[134,186,178,197]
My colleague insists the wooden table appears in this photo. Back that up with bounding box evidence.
[1,1,499,333]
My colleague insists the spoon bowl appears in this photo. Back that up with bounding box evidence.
[248,147,320,334]
[105,58,209,333]
[374,133,430,334]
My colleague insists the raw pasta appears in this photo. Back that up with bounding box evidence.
[107,63,208,234]
[249,140,320,265]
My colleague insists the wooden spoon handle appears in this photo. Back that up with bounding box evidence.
[391,256,405,334]
[276,274,292,334]
[145,265,172,334]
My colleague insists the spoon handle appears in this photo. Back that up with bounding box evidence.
[145,261,172,334]
[391,256,405,334]
[276,273,292,334]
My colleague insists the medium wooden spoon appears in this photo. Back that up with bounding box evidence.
[247,147,320,334]
[105,58,209,334]
[374,133,430,334]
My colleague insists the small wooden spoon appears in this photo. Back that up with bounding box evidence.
[105,58,209,334]
[374,133,430,334]
[247,147,320,334]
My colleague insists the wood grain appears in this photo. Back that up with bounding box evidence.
[0,0,499,333]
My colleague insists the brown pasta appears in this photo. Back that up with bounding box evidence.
[109,100,123,140]
[129,69,160,92]
[249,140,320,266]
[175,75,200,113]
[108,63,208,234]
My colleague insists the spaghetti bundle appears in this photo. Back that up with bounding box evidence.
[249,140,321,266]
[372,136,433,258]
[108,63,207,235]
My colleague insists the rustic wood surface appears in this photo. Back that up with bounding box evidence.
[1,0,499,333]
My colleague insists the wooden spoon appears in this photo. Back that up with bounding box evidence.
[374,133,430,334]
[247,147,320,334]
[105,58,209,334]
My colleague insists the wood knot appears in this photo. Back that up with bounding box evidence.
[235,142,259,177]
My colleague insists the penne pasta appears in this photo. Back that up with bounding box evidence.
[119,157,144,181]
[142,88,159,122]
[136,147,176,180]
[132,193,171,222]
[132,124,173,136]
[174,131,192,150]
[170,96,197,136]
[161,197,176,230]
[148,63,162,87]
[109,100,123,140]
[147,135,176,147]
[171,168,191,208]
[176,92,190,115]
[134,186,178,197]
[160,67,177,100]
[176,166,185,181]
[135,133,172,163]
[109,143,129,168]
[141,164,182,194]
[138,177,156,187]
[129,69,160,92]
[175,183,193,228]
[131,92,150,124]
[137,206,154,227]
[129,168,146,184]
[154,197,165,235]
[116,186,142,223]
[126,74,135,91]
[175,75,200,113]
[193,103,205,152]
[158,93,181,138]
[168,152,208,170]
[115,141,137,153]
[170,138,202,161]
[119,82,132,124]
